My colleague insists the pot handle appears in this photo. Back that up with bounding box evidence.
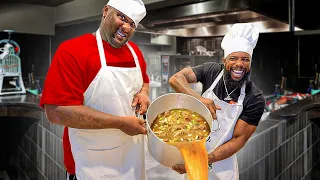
[135,106,148,134]
[135,105,142,118]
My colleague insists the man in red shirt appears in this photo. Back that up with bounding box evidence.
[40,0,150,179]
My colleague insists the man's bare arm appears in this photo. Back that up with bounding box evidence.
[208,119,256,163]
[169,68,202,99]
[44,104,125,129]
[169,68,220,118]
[44,104,147,136]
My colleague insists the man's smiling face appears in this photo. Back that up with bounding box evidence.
[101,6,136,48]
[223,51,251,81]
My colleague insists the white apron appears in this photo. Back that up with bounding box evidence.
[68,29,145,180]
[185,69,246,180]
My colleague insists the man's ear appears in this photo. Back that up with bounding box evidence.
[222,58,226,63]
[102,5,109,17]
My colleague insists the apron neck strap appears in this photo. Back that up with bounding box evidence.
[208,69,224,91]
[237,82,246,105]
[126,43,141,69]
[96,29,140,69]
[96,29,107,68]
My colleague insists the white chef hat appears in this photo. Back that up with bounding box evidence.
[221,23,259,58]
[107,0,146,28]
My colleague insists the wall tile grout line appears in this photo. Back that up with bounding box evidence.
[17,147,49,180]
[22,133,65,170]
[273,138,320,179]
[250,120,283,139]
[37,123,63,142]
[239,122,314,174]
[300,158,320,180]
[13,159,30,180]
[41,124,46,174]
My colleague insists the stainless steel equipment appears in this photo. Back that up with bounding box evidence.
[145,93,218,167]
[0,30,26,95]
[160,55,221,95]
[138,0,307,37]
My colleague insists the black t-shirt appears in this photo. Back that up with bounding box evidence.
[192,62,265,126]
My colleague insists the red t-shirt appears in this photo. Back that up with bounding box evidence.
[40,34,149,174]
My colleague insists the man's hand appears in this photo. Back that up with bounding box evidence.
[199,97,221,119]
[132,91,151,115]
[119,116,147,136]
[172,164,186,174]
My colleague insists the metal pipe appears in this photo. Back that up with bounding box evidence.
[288,0,295,32]
[297,36,300,77]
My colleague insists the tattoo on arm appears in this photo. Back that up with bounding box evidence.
[209,143,233,163]
[169,68,202,99]
[182,68,197,83]
[185,73,197,83]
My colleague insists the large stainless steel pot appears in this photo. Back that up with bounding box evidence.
[145,93,218,167]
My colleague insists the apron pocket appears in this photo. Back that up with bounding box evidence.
[76,129,123,148]
[76,130,124,178]
[86,147,124,178]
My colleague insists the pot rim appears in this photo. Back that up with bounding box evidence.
[145,93,219,147]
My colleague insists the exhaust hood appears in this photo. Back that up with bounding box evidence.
[137,0,307,37]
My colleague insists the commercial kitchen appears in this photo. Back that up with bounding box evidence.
[0,0,319,179]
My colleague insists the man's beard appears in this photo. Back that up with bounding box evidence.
[223,66,250,91]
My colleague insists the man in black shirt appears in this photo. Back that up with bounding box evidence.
[192,62,265,126]
[169,23,265,179]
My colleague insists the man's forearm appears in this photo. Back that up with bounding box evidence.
[169,73,202,99]
[208,137,245,164]
[44,104,123,129]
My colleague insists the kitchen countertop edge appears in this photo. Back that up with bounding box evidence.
[269,93,320,119]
